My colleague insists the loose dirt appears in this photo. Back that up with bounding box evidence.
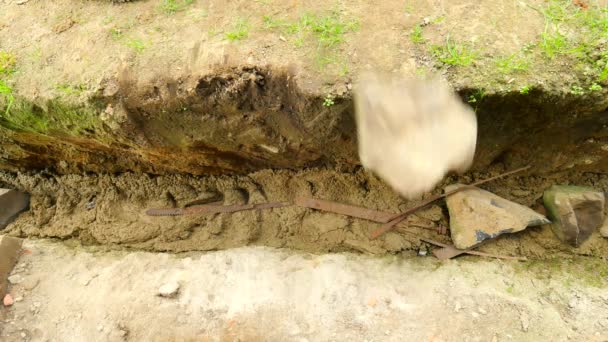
[1,167,607,257]
[1,239,607,342]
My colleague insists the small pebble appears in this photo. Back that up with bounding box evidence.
[158,281,180,297]
[15,296,23,302]
[471,312,479,318]
[3,294,14,307]
[478,307,487,314]
[8,274,23,285]
[20,332,26,338]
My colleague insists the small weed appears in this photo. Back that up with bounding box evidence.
[540,30,568,58]
[496,54,530,74]
[410,25,424,44]
[506,285,514,294]
[432,16,446,24]
[268,12,358,48]
[467,88,486,105]
[225,18,250,41]
[109,28,124,41]
[55,83,86,96]
[520,85,531,95]
[522,42,536,53]
[262,15,286,29]
[160,0,194,14]
[431,36,477,66]
[126,38,147,53]
[0,51,17,76]
[309,13,359,47]
[571,85,585,95]
[323,94,335,107]
[589,82,603,91]
[102,16,114,25]
[0,79,15,117]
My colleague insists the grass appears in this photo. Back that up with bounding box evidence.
[540,30,568,59]
[516,256,608,288]
[520,85,532,95]
[589,82,602,91]
[410,25,424,44]
[55,83,87,96]
[125,38,147,53]
[495,54,530,74]
[431,36,477,66]
[109,28,124,41]
[0,80,15,117]
[0,51,17,76]
[262,11,358,74]
[159,0,194,14]
[264,12,359,48]
[225,18,250,41]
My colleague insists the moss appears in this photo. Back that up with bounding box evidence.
[0,97,104,137]
[514,256,608,288]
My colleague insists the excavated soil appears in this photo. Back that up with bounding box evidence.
[1,167,607,257]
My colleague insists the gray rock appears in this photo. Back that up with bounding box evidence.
[7,274,23,285]
[543,185,605,247]
[0,189,29,230]
[446,184,550,249]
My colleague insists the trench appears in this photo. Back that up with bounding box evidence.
[1,66,608,257]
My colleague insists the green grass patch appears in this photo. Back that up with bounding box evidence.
[495,54,530,74]
[0,98,102,136]
[410,24,424,44]
[264,11,359,48]
[0,51,17,76]
[431,37,477,66]
[125,38,147,53]
[55,83,87,97]
[159,0,194,14]
[225,18,250,41]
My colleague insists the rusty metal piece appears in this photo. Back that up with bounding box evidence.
[294,197,395,223]
[420,237,527,261]
[146,202,291,217]
[369,166,531,240]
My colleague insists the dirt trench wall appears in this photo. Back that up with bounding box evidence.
[1,66,608,177]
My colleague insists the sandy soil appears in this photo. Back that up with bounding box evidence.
[2,168,608,257]
[1,239,607,342]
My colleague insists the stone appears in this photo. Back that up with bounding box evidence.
[446,184,550,249]
[543,185,605,247]
[158,282,180,297]
[3,294,13,306]
[599,215,608,238]
[354,75,477,199]
[0,189,29,230]
[0,235,23,296]
[8,274,23,285]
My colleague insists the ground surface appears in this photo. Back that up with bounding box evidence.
[1,239,608,342]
